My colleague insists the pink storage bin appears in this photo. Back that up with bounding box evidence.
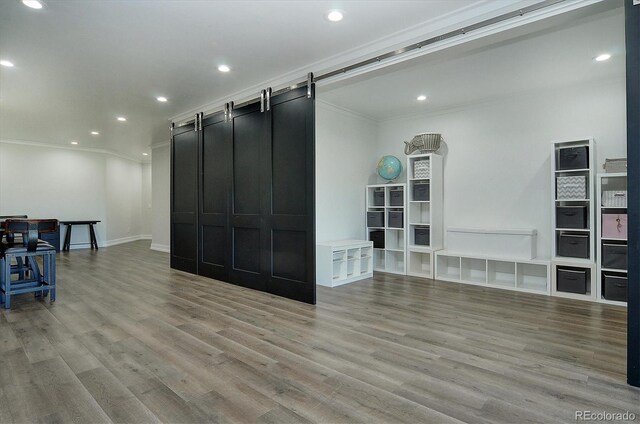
[602,214,628,240]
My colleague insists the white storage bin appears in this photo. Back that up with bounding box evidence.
[446,227,538,260]
[556,176,587,199]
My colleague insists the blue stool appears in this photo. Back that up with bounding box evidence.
[0,219,57,309]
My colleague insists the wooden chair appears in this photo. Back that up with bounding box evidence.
[0,219,58,309]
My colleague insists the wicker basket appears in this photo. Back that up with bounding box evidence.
[404,133,442,155]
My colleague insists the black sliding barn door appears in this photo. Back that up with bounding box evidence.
[229,102,269,291]
[199,113,232,280]
[170,123,199,273]
[171,87,315,304]
[267,89,316,303]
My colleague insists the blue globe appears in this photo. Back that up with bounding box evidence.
[377,155,402,181]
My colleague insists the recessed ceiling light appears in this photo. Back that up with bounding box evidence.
[595,53,611,62]
[22,0,43,9]
[156,96,168,102]
[90,131,99,135]
[417,95,427,101]
[142,153,149,156]
[117,116,127,122]
[70,141,78,145]
[0,60,14,68]
[327,10,343,22]
[217,65,230,73]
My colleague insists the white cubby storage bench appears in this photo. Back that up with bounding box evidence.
[316,240,374,287]
[435,228,550,295]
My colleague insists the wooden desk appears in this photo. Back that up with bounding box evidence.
[60,220,100,251]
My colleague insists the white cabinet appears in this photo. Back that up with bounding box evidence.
[366,183,407,275]
[405,153,443,278]
[316,240,374,287]
[550,138,597,301]
[596,172,628,306]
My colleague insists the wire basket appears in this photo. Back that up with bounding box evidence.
[404,133,442,155]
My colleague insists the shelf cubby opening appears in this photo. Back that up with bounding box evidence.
[516,263,548,292]
[409,202,430,225]
[385,229,405,250]
[360,256,372,274]
[333,250,346,262]
[436,255,461,280]
[361,247,373,258]
[461,257,487,284]
[333,261,346,280]
[373,250,385,270]
[409,251,431,276]
[346,259,359,278]
[347,248,360,261]
[386,251,405,274]
[487,260,516,287]
[409,156,431,180]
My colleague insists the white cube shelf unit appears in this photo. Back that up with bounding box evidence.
[596,173,628,306]
[316,240,374,287]
[551,138,597,301]
[405,153,443,278]
[435,251,551,295]
[366,183,407,275]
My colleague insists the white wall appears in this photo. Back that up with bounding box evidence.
[0,142,151,248]
[105,156,144,243]
[151,143,170,252]
[375,77,627,258]
[315,101,379,242]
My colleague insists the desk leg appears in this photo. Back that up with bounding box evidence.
[63,225,72,251]
[89,224,98,250]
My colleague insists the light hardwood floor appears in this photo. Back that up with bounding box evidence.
[0,241,638,423]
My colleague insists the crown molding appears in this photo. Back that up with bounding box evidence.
[316,99,378,123]
[0,138,144,164]
[151,141,170,149]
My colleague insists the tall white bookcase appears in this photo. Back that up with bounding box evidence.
[550,138,597,301]
[366,183,407,275]
[596,173,628,306]
[405,154,443,278]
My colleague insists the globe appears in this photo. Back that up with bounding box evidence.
[377,155,402,181]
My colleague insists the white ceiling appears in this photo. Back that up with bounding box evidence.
[1,0,540,160]
[318,2,625,121]
[0,0,615,159]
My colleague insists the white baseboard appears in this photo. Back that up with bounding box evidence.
[67,234,151,250]
[150,243,170,253]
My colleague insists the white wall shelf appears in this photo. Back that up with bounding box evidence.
[316,240,374,287]
[366,184,407,275]
[405,153,443,278]
[435,251,551,295]
[596,172,628,306]
[550,138,597,302]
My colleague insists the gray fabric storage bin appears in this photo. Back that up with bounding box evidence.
[558,233,589,259]
[414,227,430,246]
[556,206,587,229]
[389,188,404,206]
[369,230,384,249]
[558,146,588,170]
[603,273,627,302]
[373,189,385,206]
[367,211,384,228]
[388,211,403,228]
[413,182,430,201]
[602,243,628,270]
[557,268,588,294]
